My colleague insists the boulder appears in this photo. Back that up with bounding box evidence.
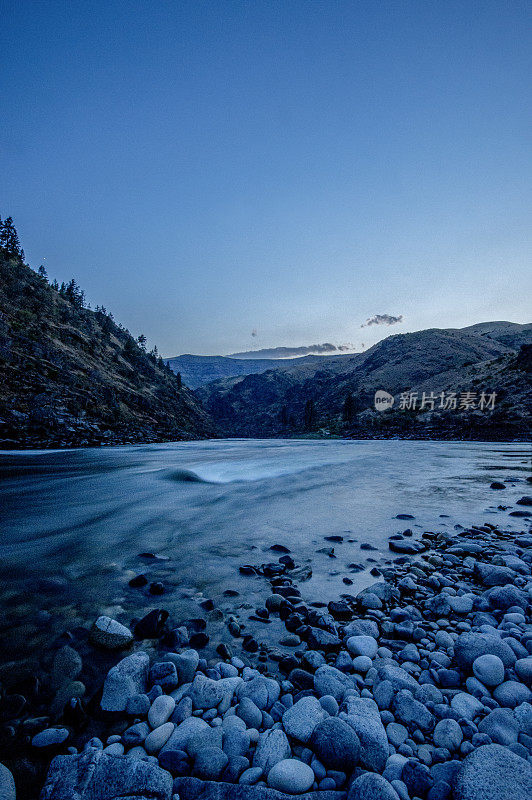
[310,717,360,771]
[343,697,388,772]
[39,746,172,800]
[282,696,326,743]
[347,773,400,800]
[313,665,354,701]
[253,728,291,774]
[454,743,532,800]
[454,632,516,670]
[100,652,149,712]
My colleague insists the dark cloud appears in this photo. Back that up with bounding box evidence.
[229,342,354,360]
[361,314,403,328]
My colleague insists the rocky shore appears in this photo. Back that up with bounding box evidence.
[2,496,532,800]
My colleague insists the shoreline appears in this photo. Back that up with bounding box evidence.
[3,500,532,799]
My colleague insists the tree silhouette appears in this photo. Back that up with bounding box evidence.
[0,216,24,260]
[304,398,317,430]
[343,392,355,423]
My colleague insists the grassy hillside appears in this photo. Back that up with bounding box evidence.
[198,326,532,440]
[0,229,213,447]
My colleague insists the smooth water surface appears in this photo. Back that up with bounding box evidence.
[0,438,530,663]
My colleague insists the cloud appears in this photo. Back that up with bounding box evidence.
[361,314,403,328]
[228,342,354,360]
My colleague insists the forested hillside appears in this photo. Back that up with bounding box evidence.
[0,218,213,447]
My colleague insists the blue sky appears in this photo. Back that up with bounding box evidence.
[2,1,531,356]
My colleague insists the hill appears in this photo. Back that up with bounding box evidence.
[198,324,532,440]
[0,221,213,448]
[165,352,354,389]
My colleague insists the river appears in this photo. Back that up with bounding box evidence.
[0,438,530,665]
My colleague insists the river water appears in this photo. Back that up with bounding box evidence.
[0,438,530,665]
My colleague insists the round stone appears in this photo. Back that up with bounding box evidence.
[433,718,463,751]
[144,722,174,754]
[148,695,176,728]
[515,657,532,687]
[472,655,505,687]
[346,636,378,659]
[310,717,360,770]
[492,680,532,708]
[347,772,401,800]
[267,759,315,794]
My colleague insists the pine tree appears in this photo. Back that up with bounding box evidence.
[38,264,48,280]
[137,334,147,350]
[0,216,24,260]
[304,398,317,430]
[176,371,182,390]
[343,392,355,423]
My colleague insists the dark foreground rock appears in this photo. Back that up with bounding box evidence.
[40,747,173,800]
[174,776,346,800]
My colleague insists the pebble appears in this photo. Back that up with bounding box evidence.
[267,759,315,794]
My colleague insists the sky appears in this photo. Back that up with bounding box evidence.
[1,1,531,357]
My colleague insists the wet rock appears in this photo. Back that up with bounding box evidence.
[148,694,176,728]
[393,690,434,732]
[145,722,174,754]
[189,675,241,710]
[346,635,378,659]
[267,759,315,794]
[515,657,532,686]
[101,652,149,712]
[90,616,133,649]
[51,645,82,689]
[314,665,354,702]
[135,609,169,639]
[454,743,532,800]
[32,727,70,747]
[150,661,178,690]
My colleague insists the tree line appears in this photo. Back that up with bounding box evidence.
[1,214,183,388]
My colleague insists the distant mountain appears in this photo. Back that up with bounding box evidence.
[0,238,214,447]
[198,323,532,440]
[165,352,354,389]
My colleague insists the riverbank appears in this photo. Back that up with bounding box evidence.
[2,492,532,799]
